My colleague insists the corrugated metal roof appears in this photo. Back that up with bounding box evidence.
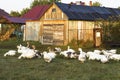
[56,2,120,20]
[5,16,27,24]
[0,8,10,17]
[1,16,27,24]
[0,8,26,24]
[21,5,50,20]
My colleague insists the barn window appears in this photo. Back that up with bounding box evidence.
[51,8,57,19]
[52,8,56,12]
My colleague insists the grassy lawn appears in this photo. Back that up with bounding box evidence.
[0,38,120,80]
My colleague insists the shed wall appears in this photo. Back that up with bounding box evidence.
[40,3,95,45]
[40,3,68,20]
[40,3,69,45]
[24,21,41,41]
[40,20,68,45]
[68,20,95,43]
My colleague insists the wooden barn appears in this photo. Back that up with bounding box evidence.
[21,5,50,41]
[23,2,120,46]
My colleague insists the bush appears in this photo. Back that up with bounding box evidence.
[79,40,94,48]
[110,24,120,43]
[101,17,120,44]
[68,39,94,49]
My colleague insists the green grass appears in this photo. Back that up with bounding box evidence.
[0,39,120,80]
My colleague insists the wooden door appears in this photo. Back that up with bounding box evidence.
[42,24,64,45]
[93,28,102,47]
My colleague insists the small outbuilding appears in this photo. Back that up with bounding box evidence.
[22,5,50,41]
[23,2,120,46]
[0,8,26,41]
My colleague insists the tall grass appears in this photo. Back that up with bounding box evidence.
[0,39,120,80]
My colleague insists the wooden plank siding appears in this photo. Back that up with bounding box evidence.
[24,21,41,41]
[68,21,94,43]
[40,3,69,45]
[40,20,67,45]
[40,3,68,20]
[40,3,95,45]
[23,3,99,45]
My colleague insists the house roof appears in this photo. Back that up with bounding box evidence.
[2,16,27,24]
[21,5,50,20]
[56,3,120,20]
[0,8,10,17]
[0,8,27,24]
[0,5,50,24]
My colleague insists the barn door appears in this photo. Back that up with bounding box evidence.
[93,28,102,47]
[42,25,53,45]
[42,24,64,45]
[53,24,64,45]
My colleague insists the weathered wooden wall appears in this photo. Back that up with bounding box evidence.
[68,20,94,43]
[40,20,67,45]
[40,3,68,45]
[24,21,41,41]
[41,3,68,20]
[40,3,95,45]
[24,3,100,46]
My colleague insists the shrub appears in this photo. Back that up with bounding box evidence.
[110,24,120,43]
[68,39,94,49]
[101,17,120,44]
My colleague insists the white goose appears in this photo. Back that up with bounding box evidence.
[78,48,86,63]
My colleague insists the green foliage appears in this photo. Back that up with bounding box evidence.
[49,0,61,3]
[92,1,102,7]
[20,8,30,16]
[10,11,21,17]
[30,0,61,8]
[67,39,78,50]
[101,17,120,43]
[118,6,120,9]
[78,40,94,48]
[68,39,94,49]
[30,0,49,8]
[10,0,61,16]
[110,23,120,42]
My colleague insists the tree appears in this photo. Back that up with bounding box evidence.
[30,0,61,8]
[101,17,120,43]
[30,0,49,8]
[49,0,61,2]
[10,11,21,17]
[10,0,61,16]
[118,6,120,9]
[92,1,102,7]
[20,8,30,16]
